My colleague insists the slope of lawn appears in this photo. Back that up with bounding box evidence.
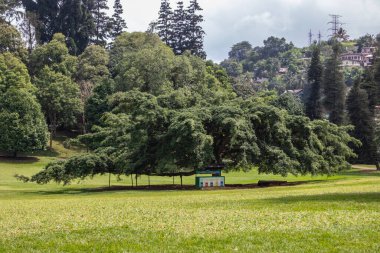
[0,137,379,252]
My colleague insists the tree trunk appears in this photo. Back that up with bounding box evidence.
[130,174,134,188]
[13,151,17,158]
[376,162,380,171]
[180,175,183,187]
[108,173,111,188]
[135,174,138,187]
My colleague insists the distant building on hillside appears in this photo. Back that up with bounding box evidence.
[340,47,376,68]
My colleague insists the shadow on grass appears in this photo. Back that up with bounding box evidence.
[263,192,380,204]
[0,156,40,163]
[21,180,329,196]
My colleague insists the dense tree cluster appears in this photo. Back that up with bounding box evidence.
[19,32,360,185]
[0,0,375,184]
[155,0,206,58]
[21,0,127,54]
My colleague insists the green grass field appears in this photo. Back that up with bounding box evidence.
[0,140,380,252]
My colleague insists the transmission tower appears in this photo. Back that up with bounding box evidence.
[328,14,344,37]
[308,29,313,46]
[318,31,323,44]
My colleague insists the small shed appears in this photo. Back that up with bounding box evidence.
[195,165,225,189]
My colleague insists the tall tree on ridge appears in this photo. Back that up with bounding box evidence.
[186,0,206,58]
[90,0,111,47]
[156,0,173,47]
[172,1,187,55]
[305,45,323,120]
[323,42,346,125]
[111,0,127,39]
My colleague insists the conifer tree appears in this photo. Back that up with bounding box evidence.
[305,45,323,120]
[323,42,346,125]
[347,80,378,164]
[156,0,173,47]
[90,0,111,47]
[22,0,96,55]
[111,0,127,39]
[186,0,206,58]
[172,1,187,55]
[361,68,379,114]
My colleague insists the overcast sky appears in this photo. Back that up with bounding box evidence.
[110,0,380,62]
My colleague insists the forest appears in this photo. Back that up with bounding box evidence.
[0,0,380,186]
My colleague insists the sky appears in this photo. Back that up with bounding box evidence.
[110,0,380,62]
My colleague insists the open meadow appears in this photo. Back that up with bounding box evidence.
[0,141,380,253]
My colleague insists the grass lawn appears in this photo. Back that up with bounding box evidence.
[0,140,379,252]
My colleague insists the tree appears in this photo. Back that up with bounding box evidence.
[0,53,48,157]
[90,0,111,47]
[0,22,27,60]
[34,67,82,148]
[171,1,187,55]
[259,36,294,59]
[323,42,346,125]
[347,80,377,165]
[110,0,127,39]
[22,0,95,54]
[28,33,78,77]
[228,41,252,62]
[356,34,375,53]
[76,45,110,133]
[0,89,49,157]
[156,0,173,46]
[305,45,323,120]
[26,92,359,184]
[186,0,206,58]
[0,52,33,93]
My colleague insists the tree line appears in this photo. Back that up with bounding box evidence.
[305,39,380,169]
[0,0,366,185]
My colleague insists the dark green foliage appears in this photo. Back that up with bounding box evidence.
[85,78,115,129]
[26,35,359,184]
[228,41,253,62]
[259,36,294,59]
[156,0,173,46]
[34,66,82,147]
[323,42,346,125]
[0,89,48,157]
[28,33,78,77]
[172,1,187,55]
[186,0,206,58]
[22,0,95,54]
[110,0,127,39]
[29,154,115,185]
[272,93,304,116]
[347,81,377,164]
[361,68,379,114]
[0,53,48,156]
[305,46,323,120]
[90,0,111,47]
